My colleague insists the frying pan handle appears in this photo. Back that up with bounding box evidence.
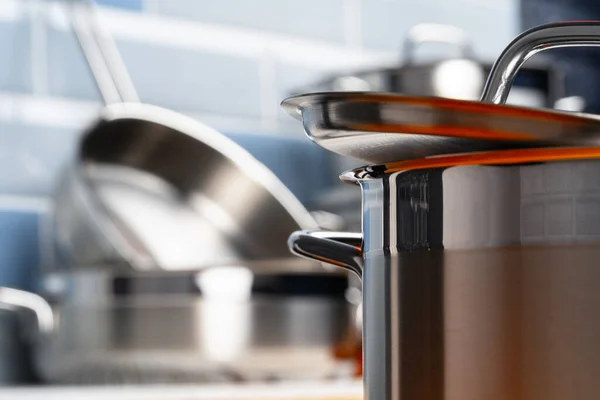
[288,231,363,279]
[402,23,474,64]
[68,0,139,104]
[482,21,600,105]
[0,287,54,338]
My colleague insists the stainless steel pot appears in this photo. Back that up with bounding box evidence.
[286,21,600,400]
[0,269,359,384]
[290,153,600,400]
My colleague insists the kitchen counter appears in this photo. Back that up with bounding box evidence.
[0,380,363,400]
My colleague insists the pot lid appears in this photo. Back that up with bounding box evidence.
[282,21,600,165]
[281,91,600,164]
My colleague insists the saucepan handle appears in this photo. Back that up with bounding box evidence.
[288,231,363,279]
[482,21,600,105]
[0,287,54,339]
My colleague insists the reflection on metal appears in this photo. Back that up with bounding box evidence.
[289,231,363,278]
[195,267,254,301]
[282,91,600,165]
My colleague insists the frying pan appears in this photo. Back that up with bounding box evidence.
[51,0,322,272]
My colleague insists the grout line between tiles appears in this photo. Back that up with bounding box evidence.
[28,0,49,96]
[37,199,55,272]
[0,194,51,213]
[42,0,395,71]
[343,0,363,49]
[0,91,307,136]
[258,54,279,132]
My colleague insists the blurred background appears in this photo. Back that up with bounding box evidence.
[0,0,595,397]
[0,0,518,288]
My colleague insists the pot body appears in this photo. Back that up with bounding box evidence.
[291,159,600,400]
[0,269,358,385]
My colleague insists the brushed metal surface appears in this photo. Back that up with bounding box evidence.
[0,269,357,384]
[290,159,600,400]
[35,296,353,384]
[281,91,600,164]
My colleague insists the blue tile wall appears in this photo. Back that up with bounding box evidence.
[117,40,262,116]
[156,0,347,43]
[0,20,31,93]
[0,123,81,195]
[0,211,40,292]
[95,0,143,11]
[47,27,101,100]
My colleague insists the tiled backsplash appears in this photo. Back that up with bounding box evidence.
[0,0,517,290]
[0,210,41,291]
[154,0,349,43]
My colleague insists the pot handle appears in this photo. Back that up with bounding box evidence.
[482,21,600,105]
[288,231,363,279]
[0,287,54,337]
[402,23,474,63]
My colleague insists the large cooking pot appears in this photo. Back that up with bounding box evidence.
[291,151,600,400]
[287,21,600,400]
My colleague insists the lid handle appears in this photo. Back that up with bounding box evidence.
[402,23,474,64]
[482,21,600,105]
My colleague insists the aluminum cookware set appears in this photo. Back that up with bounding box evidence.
[286,21,600,400]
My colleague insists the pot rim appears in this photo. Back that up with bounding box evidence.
[340,146,600,184]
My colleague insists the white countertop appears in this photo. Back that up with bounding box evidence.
[0,380,363,400]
